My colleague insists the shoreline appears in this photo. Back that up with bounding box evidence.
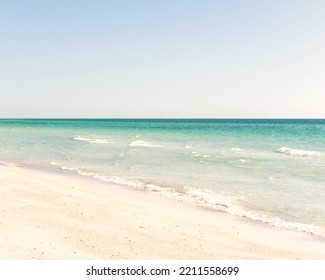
[1,164,325,259]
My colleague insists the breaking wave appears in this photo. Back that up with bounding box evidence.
[50,161,325,237]
[0,161,16,166]
[73,135,110,144]
[128,140,163,148]
[276,147,323,157]
[73,136,91,141]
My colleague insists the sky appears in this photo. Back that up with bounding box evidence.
[0,0,324,118]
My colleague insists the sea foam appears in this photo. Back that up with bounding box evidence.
[50,161,325,236]
[73,135,110,144]
[276,147,322,157]
[0,161,16,166]
[179,186,325,236]
[73,136,92,141]
[128,140,163,148]
[230,148,243,152]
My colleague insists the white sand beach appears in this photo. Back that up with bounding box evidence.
[0,165,324,260]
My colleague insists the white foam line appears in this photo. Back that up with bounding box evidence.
[50,161,325,237]
[128,140,163,148]
[276,147,322,157]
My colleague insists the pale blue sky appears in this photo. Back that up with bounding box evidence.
[0,0,324,118]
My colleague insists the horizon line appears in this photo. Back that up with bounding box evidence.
[1,117,325,120]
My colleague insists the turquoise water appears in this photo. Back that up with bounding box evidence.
[1,119,325,235]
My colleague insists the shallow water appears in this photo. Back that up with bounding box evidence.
[1,119,325,235]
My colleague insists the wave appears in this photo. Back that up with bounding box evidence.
[128,140,163,148]
[180,187,325,236]
[50,161,325,237]
[276,147,322,157]
[191,151,210,158]
[50,162,169,191]
[73,136,91,141]
[73,135,110,144]
[0,161,16,166]
[184,145,215,160]
[230,148,243,152]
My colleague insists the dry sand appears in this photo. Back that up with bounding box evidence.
[1,165,324,259]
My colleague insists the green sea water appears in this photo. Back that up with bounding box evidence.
[1,119,325,235]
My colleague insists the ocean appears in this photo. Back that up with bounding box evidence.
[1,119,325,236]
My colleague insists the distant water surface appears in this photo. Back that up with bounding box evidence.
[1,119,325,235]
